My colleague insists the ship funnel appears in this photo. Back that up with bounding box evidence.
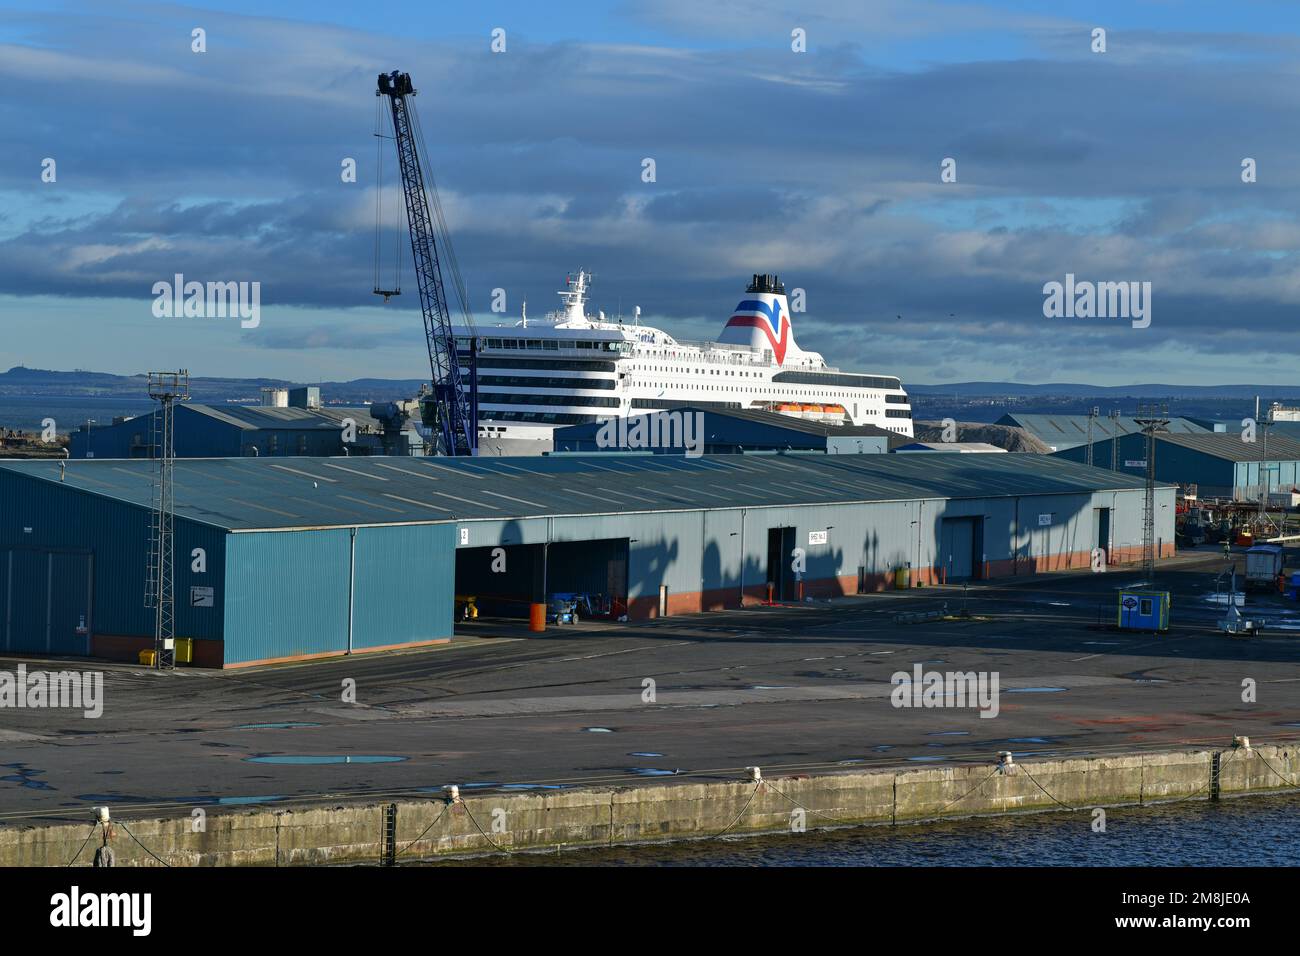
[717,273,799,364]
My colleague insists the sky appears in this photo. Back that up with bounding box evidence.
[1,0,1300,386]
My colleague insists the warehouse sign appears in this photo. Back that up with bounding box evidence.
[190,586,214,608]
[808,530,828,545]
[1124,460,1147,468]
[1038,514,1052,526]
[459,527,469,546]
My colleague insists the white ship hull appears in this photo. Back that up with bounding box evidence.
[457,272,913,450]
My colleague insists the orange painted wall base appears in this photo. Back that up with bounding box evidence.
[625,544,1175,620]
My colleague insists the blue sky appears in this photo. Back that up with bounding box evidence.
[2,0,1300,385]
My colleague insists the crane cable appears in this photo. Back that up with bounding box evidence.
[372,93,382,295]
[408,101,475,337]
[373,96,401,297]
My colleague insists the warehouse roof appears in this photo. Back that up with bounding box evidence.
[996,413,1207,449]
[0,453,1157,532]
[184,404,384,432]
[106,404,387,432]
[1152,431,1300,462]
[556,406,901,440]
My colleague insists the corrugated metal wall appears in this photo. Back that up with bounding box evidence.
[223,529,351,664]
[223,523,455,664]
[0,470,226,650]
[449,486,1170,605]
[352,523,455,649]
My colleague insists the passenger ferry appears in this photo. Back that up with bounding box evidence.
[456,272,913,453]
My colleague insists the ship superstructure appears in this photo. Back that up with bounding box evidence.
[456,272,913,450]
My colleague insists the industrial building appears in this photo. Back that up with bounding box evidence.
[70,401,425,459]
[896,442,1006,453]
[0,453,1172,668]
[1053,431,1300,500]
[553,407,900,455]
[995,413,1207,452]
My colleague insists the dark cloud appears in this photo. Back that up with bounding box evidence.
[2,3,1300,383]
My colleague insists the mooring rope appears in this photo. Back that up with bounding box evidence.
[460,801,513,854]
[762,778,850,824]
[395,801,450,859]
[1252,749,1297,788]
[117,820,171,867]
[710,781,764,838]
[65,822,99,867]
[936,765,1003,813]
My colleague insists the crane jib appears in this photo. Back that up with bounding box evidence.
[376,70,478,456]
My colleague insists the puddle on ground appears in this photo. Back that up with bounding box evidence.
[1005,687,1067,694]
[499,784,568,791]
[628,752,663,757]
[1,765,53,790]
[236,722,322,730]
[1006,737,1055,744]
[75,794,148,803]
[174,794,286,806]
[627,768,679,777]
[750,685,792,690]
[873,745,894,752]
[244,755,407,765]
[926,731,970,737]
[583,727,614,733]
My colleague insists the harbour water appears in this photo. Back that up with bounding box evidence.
[433,791,1300,866]
[0,396,154,434]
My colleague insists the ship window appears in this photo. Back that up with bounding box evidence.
[487,338,503,348]
[543,340,559,350]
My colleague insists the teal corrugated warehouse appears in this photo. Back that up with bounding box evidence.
[0,452,1170,668]
[0,460,455,667]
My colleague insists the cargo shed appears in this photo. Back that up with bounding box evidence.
[0,453,1172,668]
[1053,431,1300,500]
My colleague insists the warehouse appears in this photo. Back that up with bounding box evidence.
[1053,432,1300,500]
[70,402,424,459]
[0,453,1172,668]
[995,413,1207,452]
[553,407,899,455]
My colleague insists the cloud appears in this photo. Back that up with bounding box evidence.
[2,1,1300,386]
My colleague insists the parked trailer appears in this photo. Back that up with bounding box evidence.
[1244,544,1285,591]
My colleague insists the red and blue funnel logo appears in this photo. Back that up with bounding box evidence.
[725,295,790,364]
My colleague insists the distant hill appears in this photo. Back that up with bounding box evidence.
[3,366,1297,409]
[0,366,427,404]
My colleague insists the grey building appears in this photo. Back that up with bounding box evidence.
[553,407,899,455]
[896,442,1007,453]
[1053,431,1300,500]
[995,413,1207,452]
[0,453,1171,668]
[71,403,425,459]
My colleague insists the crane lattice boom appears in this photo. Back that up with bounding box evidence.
[376,70,477,456]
